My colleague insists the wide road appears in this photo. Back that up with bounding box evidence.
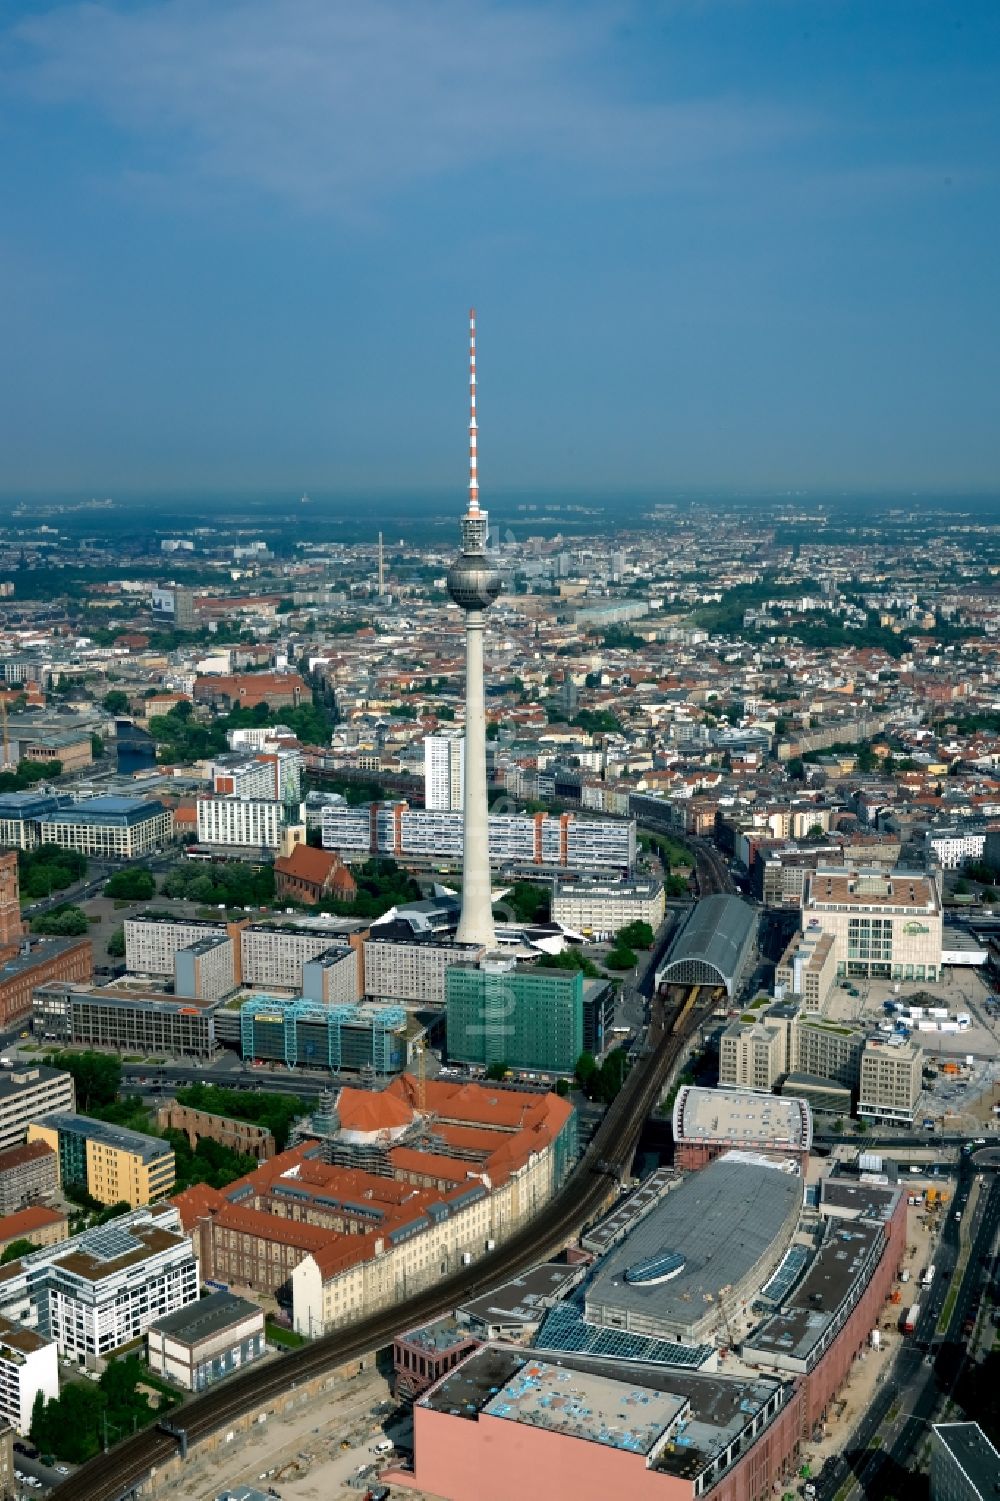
[815,1167,1000,1501]
[52,987,716,1501]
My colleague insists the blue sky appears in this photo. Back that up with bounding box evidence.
[0,0,998,498]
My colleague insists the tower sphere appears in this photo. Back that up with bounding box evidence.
[447,554,502,612]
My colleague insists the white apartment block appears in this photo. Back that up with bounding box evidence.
[227,725,292,751]
[196,796,285,851]
[125,917,224,978]
[926,828,986,870]
[322,803,636,873]
[0,1321,58,1434]
[551,878,665,935]
[0,1068,75,1154]
[363,938,484,1005]
[211,756,281,801]
[0,1205,198,1362]
[212,749,303,803]
[424,734,464,811]
[801,867,943,983]
[240,926,355,992]
[125,916,359,994]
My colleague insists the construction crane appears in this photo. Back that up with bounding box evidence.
[413,1037,427,1114]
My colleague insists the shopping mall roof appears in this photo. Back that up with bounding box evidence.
[42,795,166,827]
[585,1153,802,1337]
[742,1219,883,1370]
[656,894,757,997]
[672,1086,812,1155]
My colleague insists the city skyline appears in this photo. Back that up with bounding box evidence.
[1,0,998,497]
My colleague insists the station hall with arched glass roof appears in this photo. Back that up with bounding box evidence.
[654,893,757,998]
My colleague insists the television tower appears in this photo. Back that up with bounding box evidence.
[448,308,501,948]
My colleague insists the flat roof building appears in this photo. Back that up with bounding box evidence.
[0,1068,75,1155]
[147,1290,265,1392]
[38,796,173,859]
[0,1318,58,1435]
[0,1204,198,1361]
[412,1346,789,1501]
[34,980,220,1061]
[551,878,665,935]
[931,1423,1000,1501]
[28,1112,175,1208]
[801,867,943,983]
[239,997,408,1075]
[671,1086,812,1171]
[446,958,584,1075]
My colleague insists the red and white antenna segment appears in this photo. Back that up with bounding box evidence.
[468,307,480,517]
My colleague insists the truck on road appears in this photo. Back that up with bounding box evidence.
[903,1303,920,1334]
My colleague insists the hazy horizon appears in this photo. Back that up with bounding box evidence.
[2,0,998,496]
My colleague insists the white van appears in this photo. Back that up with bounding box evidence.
[373,1439,393,1456]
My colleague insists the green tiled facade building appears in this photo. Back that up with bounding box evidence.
[445,960,584,1074]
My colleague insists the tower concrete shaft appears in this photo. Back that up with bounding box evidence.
[455,607,495,947]
[447,307,501,950]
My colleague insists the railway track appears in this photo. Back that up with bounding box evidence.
[54,989,712,1501]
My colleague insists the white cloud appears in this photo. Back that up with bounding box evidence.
[5,0,802,212]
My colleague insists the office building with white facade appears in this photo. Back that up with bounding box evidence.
[196,796,286,852]
[0,1320,58,1434]
[0,1205,198,1361]
[551,878,664,934]
[0,1068,76,1155]
[363,935,484,1006]
[38,797,172,859]
[801,867,943,982]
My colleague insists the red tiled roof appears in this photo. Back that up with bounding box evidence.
[336,1087,413,1134]
[0,1205,66,1240]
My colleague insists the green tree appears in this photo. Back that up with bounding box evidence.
[616,920,654,950]
[605,944,637,971]
[91,733,104,759]
[574,1051,598,1087]
[107,927,126,958]
[31,904,89,936]
[104,868,156,901]
[803,824,825,842]
[484,1061,510,1081]
[536,948,601,978]
[102,690,130,715]
[0,759,62,793]
[0,1237,36,1265]
[593,1048,630,1104]
[786,757,805,780]
[42,1050,121,1111]
[497,882,551,924]
[19,843,87,899]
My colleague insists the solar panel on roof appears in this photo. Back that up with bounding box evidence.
[533,1301,711,1370]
